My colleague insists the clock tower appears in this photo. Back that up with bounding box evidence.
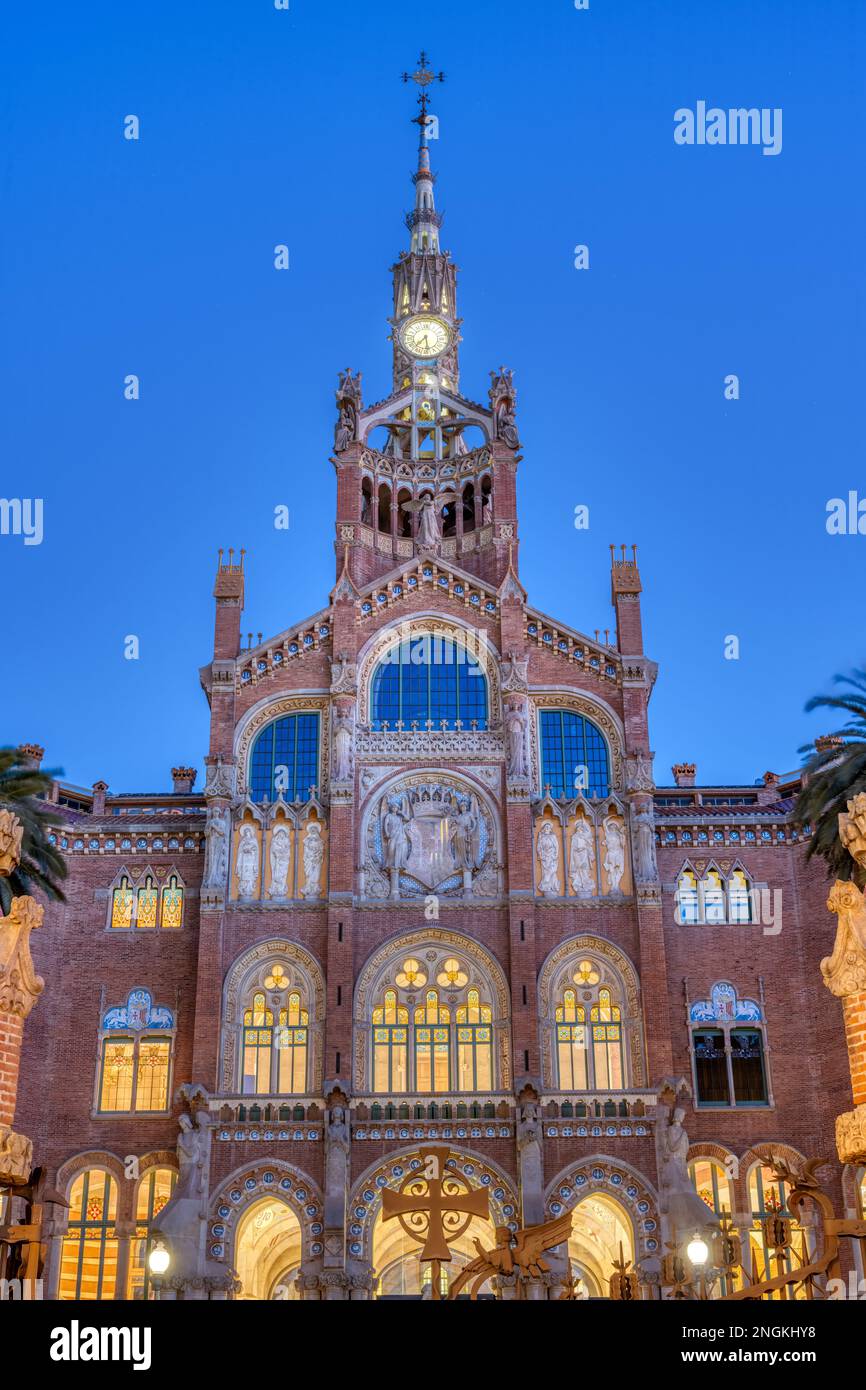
[331,52,522,591]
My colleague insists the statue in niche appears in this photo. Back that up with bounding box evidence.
[569,817,596,896]
[333,707,354,782]
[402,488,456,550]
[235,823,260,898]
[302,822,324,898]
[497,402,520,450]
[505,702,528,779]
[453,795,481,872]
[174,1110,211,1205]
[203,804,230,888]
[632,803,657,882]
[269,824,292,898]
[536,822,561,896]
[602,816,626,894]
[334,400,355,453]
[324,1098,351,1228]
[382,799,410,870]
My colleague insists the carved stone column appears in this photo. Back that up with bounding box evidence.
[823,793,866,1164]
[0,811,44,1187]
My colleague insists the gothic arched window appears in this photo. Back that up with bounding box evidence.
[370,635,489,731]
[242,984,309,1096]
[555,988,587,1089]
[675,869,700,924]
[59,1170,119,1300]
[539,710,610,799]
[590,988,623,1089]
[368,952,499,1095]
[111,875,133,929]
[136,875,158,929]
[160,874,184,929]
[249,712,320,803]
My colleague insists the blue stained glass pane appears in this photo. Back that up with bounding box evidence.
[249,713,320,802]
[370,636,488,730]
[540,710,610,798]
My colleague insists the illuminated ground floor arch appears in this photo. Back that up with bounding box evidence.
[349,1146,520,1299]
[234,1196,303,1300]
[567,1193,635,1298]
[545,1156,660,1298]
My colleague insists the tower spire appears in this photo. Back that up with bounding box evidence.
[402,51,445,254]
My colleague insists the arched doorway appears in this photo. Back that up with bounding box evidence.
[372,1207,498,1299]
[568,1193,635,1298]
[234,1197,302,1300]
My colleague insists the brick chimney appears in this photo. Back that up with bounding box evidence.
[172,766,197,795]
[18,744,44,771]
[672,763,696,788]
[609,544,643,654]
[757,771,780,806]
[91,781,108,815]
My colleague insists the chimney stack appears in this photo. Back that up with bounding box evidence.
[19,743,44,771]
[172,766,197,795]
[672,762,696,788]
[92,781,108,815]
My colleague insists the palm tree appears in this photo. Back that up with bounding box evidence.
[0,746,67,914]
[794,668,866,885]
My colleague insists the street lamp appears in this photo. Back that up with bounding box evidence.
[148,1238,171,1277]
[686,1232,709,1268]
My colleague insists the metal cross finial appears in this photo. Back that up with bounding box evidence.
[401,51,446,90]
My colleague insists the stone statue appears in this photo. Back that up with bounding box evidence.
[174,1110,211,1205]
[333,708,354,783]
[382,801,410,870]
[505,703,528,779]
[334,400,355,453]
[302,822,325,898]
[516,1093,545,1225]
[497,403,520,450]
[657,1106,719,1236]
[0,809,23,876]
[632,803,657,883]
[602,816,626,894]
[236,823,260,899]
[324,1099,351,1229]
[537,822,561,896]
[453,797,480,872]
[203,805,230,888]
[268,825,292,898]
[569,818,596,896]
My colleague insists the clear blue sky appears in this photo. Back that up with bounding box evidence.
[2,0,864,792]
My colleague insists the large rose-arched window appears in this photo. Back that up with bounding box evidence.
[371,635,488,731]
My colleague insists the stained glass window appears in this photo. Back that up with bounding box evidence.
[556,988,588,1089]
[728,869,752,923]
[675,870,699,924]
[160,874,183,929]
[243,992,274,1094]
[702,870,726,924]
[250,713,320,803]
[59,1170,119,1300]
[99,1040,135,1111]
[539,710,610,798]
[128,1167,177,1299]
[242,985,308,1094]
[456,989,493,1090]
[414,990,451,1092]
[590,988,623,1089]
[373,990,409,1092]
[111,876,133,929]
[276,992,309,1094]
[136,876,158,929]
[370,635,488,731]
[134,1040,171,1111]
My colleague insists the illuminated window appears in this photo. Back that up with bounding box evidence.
[675,870,699,924]
[59,1170,119,1300]
[414,990,451,1092]
[688,1160,738,1294]
[748,1164,807,1298]
[590,989,623,1089]
[373,990,409,1092]
[249,713,320,804]
[539,710,610,799]
[456,989,493,1090]
[128,1167,177,1299]
[136,876,158,929]
[702,870,726,924]
[110,876,133,929]
[160,874,183,929]
[555,988,587,1089]
[98,1036,171,1113]
[690,986,767,1107]
[370,635,488,731]
[728,869,752,923]
[242,985,308,1095]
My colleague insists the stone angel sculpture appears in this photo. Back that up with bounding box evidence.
[448,1212,573,1301]
[401,488,457,550]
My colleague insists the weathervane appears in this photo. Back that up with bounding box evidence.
[401,50,445,124]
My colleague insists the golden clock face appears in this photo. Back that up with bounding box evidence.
[399,315,451,359]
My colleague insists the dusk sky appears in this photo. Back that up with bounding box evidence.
[2,0,864,791]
